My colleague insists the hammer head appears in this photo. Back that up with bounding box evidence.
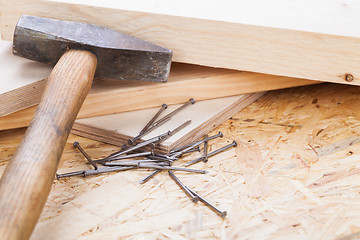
[13,15,172,82]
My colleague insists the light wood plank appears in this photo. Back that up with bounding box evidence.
[1,0,360,84]
[0,62,315,131]
[73,93,264,153]
[0,38,314,118]
[0,41,51,116]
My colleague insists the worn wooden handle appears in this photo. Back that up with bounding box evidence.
[0,50,97,240]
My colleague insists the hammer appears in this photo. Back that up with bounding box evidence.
[0,15,172,240]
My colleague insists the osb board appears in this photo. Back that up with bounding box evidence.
[1,83,360,239]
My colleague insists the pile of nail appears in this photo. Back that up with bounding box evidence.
[57,99,237,218]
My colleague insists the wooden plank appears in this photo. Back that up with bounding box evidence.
[72,93,264,153]
[2,83,360,239]
[1,0,360,84]
[0,41,51,116]
[0,34,314,119]
[0,62,315,131]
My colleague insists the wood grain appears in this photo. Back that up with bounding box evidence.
[0,40,51,116]
[0,62,316,131]
[0,50,97,240]
[0,38,314,119]
[1,0,360,84]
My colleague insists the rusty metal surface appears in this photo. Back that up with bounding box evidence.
[13,15,172,82]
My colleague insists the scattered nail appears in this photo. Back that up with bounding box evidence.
[73,141,98,170]
[185,140,237,167]
[168,171,199,203]
[186,187,227,218]
[139,169,162,184]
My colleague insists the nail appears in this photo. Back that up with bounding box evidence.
[129,104,168,145]
[202,135,209,163]
[147,155,175,162]
[155,99,195,127]
[152,153,178,161]
[170,132,224,158]
[168,171,199,203]
[104,160,170,167]
[149,153,178,161]
[138,163,207,174]
[139,169,161,184]
[73,141,98,170]
[93,151,152,164]
[183,146,201,154]
[185,140,237,167]
[56,170,85,179]
[170,132,223,155]
[108,131,171,159]
[131,99,195,143]
[186,187,227,218]
[83,166,136,177]
[139,104,167,134]
[56,166,135,179]
[158,120,192,144]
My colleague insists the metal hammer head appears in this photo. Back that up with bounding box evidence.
[13,15,172,82]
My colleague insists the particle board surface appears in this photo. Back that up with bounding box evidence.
[1,83,360,239]
[2,0,360,84]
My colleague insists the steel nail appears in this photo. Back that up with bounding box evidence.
[108,131,171,159]
[139,169,162,184]
[131,99,195,143]
[73,141,98,170]
[104,160,169,167]
[147,155,175,162]
[139,103,167,135]
[83,166,136,177]
[138,163,207,174]
[56,170,85,179]
[169,131,223,155]
[56,166,135,179]
[154,99,195,127]
[168,171,199,203]
[93,151,152,164]
[129,104,168,145]
[158,120,192,144]
[202,134,209,163]
[152,153,178,161]
[186,187,227,218]
[184,140,237,167]
[183,146,201,154]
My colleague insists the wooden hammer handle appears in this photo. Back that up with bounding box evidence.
[0,50,97,240]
